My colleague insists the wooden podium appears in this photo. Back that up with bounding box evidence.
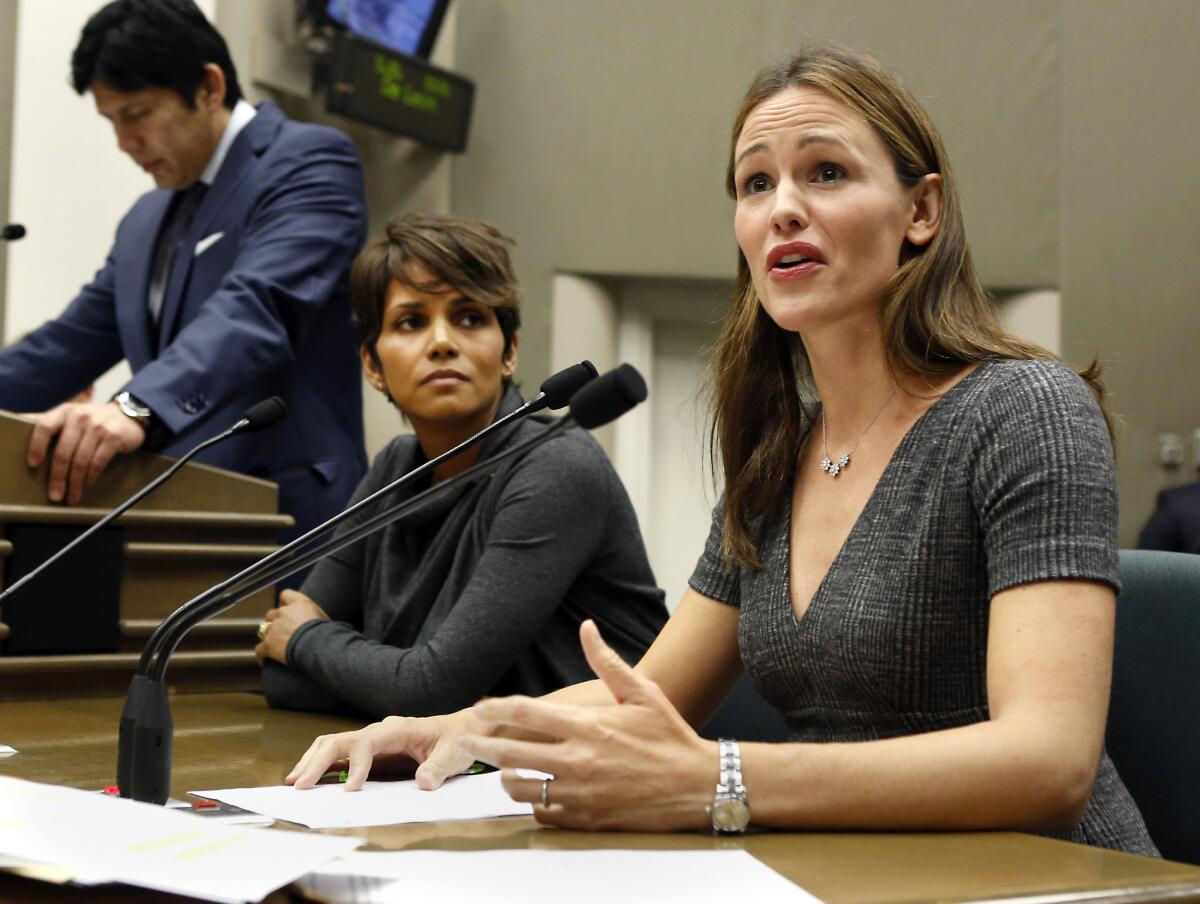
[0,411,293,701]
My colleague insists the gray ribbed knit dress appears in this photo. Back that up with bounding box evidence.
[689,359,1157,855]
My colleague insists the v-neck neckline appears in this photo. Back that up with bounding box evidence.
[783,362,990,627]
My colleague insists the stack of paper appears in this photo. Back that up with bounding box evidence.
[193,770,532,829]
[0,776,361,903]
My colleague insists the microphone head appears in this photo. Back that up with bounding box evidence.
[539,361,599,410]
[2,224,25,241]
[569,364,647,430]
[241,396,287,431]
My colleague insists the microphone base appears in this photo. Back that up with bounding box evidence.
[118,676,174,804]
[116,675,149,795]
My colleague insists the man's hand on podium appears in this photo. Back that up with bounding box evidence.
[25,401,147,505]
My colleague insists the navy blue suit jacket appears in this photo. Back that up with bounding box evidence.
[0,102,368,540]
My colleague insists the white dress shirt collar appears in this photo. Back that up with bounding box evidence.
[199,99,257,186]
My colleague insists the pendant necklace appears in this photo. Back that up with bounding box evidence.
[819,386,897,478]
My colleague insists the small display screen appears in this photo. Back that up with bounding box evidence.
[326,0,448,59]
[327,33,474,151]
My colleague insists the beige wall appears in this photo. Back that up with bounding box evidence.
[1060,0,1200,542]
[450,1,1061,386]
[2,1,1195,543]
[449,0,1198,545]
[0,0,15,333]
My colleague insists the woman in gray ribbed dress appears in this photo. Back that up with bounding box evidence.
[287,48,1157,855]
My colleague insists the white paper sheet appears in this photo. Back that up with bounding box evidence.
[298,849,824,903]
[0,776,361,903]
[193,770,532,829]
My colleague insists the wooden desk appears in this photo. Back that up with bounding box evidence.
[2,693,1199,903]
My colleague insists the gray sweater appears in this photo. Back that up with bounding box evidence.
[690,359,1157,855]
[263,388,668,718]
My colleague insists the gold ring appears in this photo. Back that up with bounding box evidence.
[257,621,269,641]
[540,778,552,808]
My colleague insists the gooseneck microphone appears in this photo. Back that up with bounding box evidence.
[529,360,600,411]
[0,396,287,609]
[118,362,601,802]
[570,363,647,429]
[2,224,25,241]
[136,361,598,676]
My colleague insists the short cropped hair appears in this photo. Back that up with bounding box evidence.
[71,0,242,109]
[351,213,522,371]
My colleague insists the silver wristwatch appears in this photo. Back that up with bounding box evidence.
[114,391,152,429]
[707,738,751,834]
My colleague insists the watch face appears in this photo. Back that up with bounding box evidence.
[117,393,151,419]
[711,797,751,833]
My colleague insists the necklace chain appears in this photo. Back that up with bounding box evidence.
[819,387,897,479]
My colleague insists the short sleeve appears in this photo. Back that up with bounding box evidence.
[688,498,742,605]
[970,361,1120,598]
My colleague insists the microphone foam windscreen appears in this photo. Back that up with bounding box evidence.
[540,361,599,409]
[569,364,647,429]
[243,396,288,431]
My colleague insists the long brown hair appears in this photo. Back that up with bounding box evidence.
[712,45,1110,569]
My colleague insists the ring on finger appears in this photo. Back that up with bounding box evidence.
[257,621,269,641]
[540,777,553,808]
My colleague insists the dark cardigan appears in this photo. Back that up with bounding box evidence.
[262,388,668,719]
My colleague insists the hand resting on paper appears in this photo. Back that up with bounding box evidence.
[287,707,483,792]
[287,619,717,831]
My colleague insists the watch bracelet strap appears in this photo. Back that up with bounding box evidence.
[709,737,750,833]
[717,738,746,795]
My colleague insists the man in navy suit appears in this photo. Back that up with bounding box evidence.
[0,0,368,548]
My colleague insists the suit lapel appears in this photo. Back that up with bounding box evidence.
[155,103,285,350]
[119,191,172,368]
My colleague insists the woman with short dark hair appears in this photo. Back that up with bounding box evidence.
[257,213,667,719]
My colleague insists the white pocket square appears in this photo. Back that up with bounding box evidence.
[194,232,225,256]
